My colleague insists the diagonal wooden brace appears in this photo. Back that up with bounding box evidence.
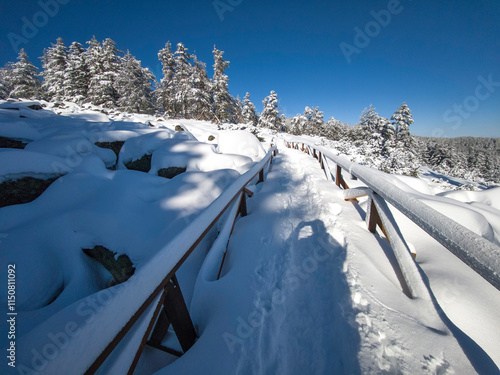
[164,276,197,352]
[148,275,197,354]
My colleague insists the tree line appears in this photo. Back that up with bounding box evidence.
[1,37,496,184]
[0,37,261,124]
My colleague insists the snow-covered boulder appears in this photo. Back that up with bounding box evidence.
[216,130,266,161]
[117,130,175,170]
[25,134,117,169]
[0,149,68,183]
[0,150,68,207]
[0,100,56,119]
[149,139,254,176]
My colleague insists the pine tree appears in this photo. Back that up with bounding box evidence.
[84,36,103,104]
[241,92,258,126]
[85,37,121,107]
[64,41,89,103]
[289,113,307,135]
[391,102,414,146]
[0,63,14,99]
[189,55,212,120]
[280,114,287,131]
[258,90,281,130]
[235,95,242,112]
[358,105,378,132]
[115,50,156,114]
[156,42,176,117]
[355,105,384,146]
[304,106,324,135]
[40,37,68,101]
[212,46,236,123]
[9,49,41,99]
[380,117,396,142]
[378,117,396,156]
[172,42,193,118]
[324,117,349,140]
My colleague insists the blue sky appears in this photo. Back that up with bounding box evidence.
[1,0,499,137]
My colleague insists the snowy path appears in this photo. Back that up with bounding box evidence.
[152,144,498,375]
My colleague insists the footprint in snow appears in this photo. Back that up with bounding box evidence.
[422,354,454,375]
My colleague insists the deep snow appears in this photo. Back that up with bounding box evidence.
[0,100,499,374]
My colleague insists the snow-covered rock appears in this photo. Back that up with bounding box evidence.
[216,130,266,161]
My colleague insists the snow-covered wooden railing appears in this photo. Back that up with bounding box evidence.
[22,146,277,375]
[285,140,500,294]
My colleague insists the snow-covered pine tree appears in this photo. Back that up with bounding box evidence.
[101,38,122,107]
[172,42,193,118]
[258,90,281,130]
[156,42,176,117]
[188,55,212,120]
[40,37,68,101]
[9,49,41,99]
[280,114,287,131]
[305,106,324,135]
[289,113,307,135]
[354,105,384,146]
[377,117,396,156]
[84,36,103,104]
[212,46,236,124]
[115,50,156,114]
[64,41,89,103]
[380,117,396,143]
[391,102,414,147]
[85,37,121,107]
[378,102,419,175]
[302,106,314,133]
[0,63,14,99]
[324,117,349,140]
[241,92,258,126]
[235,94,243,113]
[358,105,378,132]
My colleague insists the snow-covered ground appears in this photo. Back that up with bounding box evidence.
[1,100,499,374]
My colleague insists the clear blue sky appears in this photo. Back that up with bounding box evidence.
[1,0,499,137]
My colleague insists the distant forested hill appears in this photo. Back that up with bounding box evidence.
[416,136,500,184]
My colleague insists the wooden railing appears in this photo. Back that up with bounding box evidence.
[23,147,277,375]
[285,140,500,295]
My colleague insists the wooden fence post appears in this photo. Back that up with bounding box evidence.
[367,197,388,239]
[335,165,342,188]
[239,190,248,217]
[163,276,197,352]
[146,276,197,355]
[258,169,264,184]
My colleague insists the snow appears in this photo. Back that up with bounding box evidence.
[0,150,68,182]
[216,130,267,161]
[1,101,499,374]
[157,143,498,374]
[149,140,254,175]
